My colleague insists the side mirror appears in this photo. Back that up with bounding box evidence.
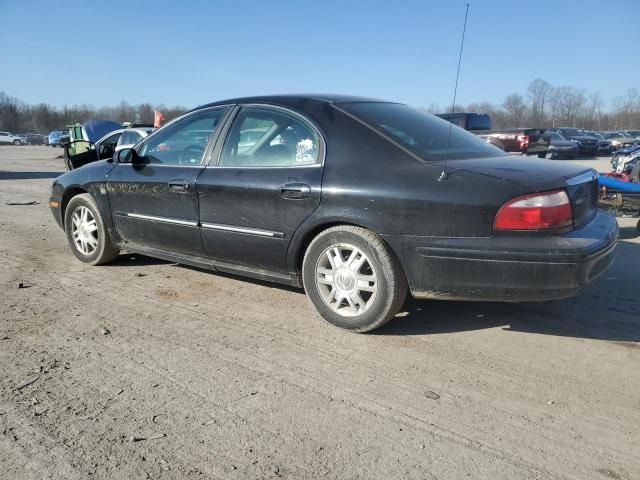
[115,147,138,164]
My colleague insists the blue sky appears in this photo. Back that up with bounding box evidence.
[1,0,638,110]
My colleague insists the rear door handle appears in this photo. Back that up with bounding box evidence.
[280,183,311,199]
[168,180,190,192]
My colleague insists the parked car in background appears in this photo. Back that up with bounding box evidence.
[64,127,155,170]
[622,130,640,140]
[19,133,46,145]
[583,131,613,155]
[548,128,598,155]
[50,94,617,332]
[475,128,549,157]
[48,131,65,147]
[602,131,637,150]
[0,131,26,145]
[435,112,492,131]
[544,132,579,159]
[483,136,506,151]
[68,120,121,144]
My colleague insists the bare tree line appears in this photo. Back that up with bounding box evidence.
[423,79,640,131]
[3,79,640,134]
[0,92,187,134]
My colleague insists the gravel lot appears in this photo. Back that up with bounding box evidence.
[1,146,639,480]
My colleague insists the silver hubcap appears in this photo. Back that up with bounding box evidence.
[315,243,378,317]
[71,206,98,255]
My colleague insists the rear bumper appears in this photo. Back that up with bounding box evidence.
[382,211,618,302]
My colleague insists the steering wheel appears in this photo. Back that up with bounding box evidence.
[178,145,204,165]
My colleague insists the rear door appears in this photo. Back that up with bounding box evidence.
[196,105,324,272]
[106,107,230,256]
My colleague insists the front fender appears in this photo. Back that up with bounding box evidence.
[50,161,117,236]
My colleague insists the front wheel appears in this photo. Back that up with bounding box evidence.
[64,194,119,265]
[302,226,407,333]
[13,140,20,146]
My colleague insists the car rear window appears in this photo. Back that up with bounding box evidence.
[339,102,505,161]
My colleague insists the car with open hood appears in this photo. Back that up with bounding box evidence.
[49,95,618,332]
[64,127,155,170]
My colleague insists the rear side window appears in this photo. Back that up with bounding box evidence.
[219,107,319,167]
[119,131,140,146]
[341,103,504,161]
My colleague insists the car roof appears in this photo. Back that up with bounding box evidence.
[125,127,155,133]
[194,94,392,111]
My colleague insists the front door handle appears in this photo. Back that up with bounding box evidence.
[280,183,311,199]
[168,180,190,192]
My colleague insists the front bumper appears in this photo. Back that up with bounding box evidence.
[382,211,618,302]
[578,144,598,154]
[548,147,578,157]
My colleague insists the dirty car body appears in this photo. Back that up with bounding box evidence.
[50,95,618,330]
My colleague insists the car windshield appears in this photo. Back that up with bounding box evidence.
[340,102,504,161]
[549,133,565,141]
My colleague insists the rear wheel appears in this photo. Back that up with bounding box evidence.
[64,194,119,265]
[302,225,407,333]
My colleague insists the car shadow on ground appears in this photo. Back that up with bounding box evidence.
[105,229,640,343]
[378,230,640,343]
[106,253,306,293]
[0,171,63,180]
[106,253,173,268]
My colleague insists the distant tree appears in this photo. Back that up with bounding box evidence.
[526,78,552,127]
[502,93,528,127]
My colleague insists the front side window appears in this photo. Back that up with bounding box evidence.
[341,102,504,161]
[219,107,320,167]
[138,108,227,166]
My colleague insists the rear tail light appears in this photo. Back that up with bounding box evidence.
[517,135,529,150]
[494,190,573,231]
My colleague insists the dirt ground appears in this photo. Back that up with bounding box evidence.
[1,146,639,480]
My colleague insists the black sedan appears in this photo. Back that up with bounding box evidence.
[49,95,618,332]
[545,132,579,159]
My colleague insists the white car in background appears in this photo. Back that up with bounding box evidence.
[96,127,155,157]
[0,131,26,145]
[65,127,155,170]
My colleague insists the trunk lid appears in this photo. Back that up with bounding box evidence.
[446,156,598,230]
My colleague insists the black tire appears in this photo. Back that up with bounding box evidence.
[302,225,408,333]
[64,193,119,265]
[13,140,20,146]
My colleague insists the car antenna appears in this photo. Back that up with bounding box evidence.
[439,2,470,182]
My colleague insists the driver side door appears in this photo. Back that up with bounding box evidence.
[106,106,230,256]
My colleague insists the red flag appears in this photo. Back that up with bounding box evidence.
[154,110,166,128]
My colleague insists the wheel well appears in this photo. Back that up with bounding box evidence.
[295,221,365,272]
[60,187,87,229]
